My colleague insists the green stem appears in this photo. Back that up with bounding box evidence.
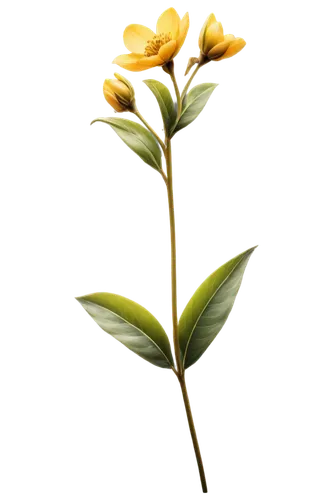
[181,64,201,102]
[133,108,166,153]
[160,168,168,186]
[167,63,182,120]
[164,138,181,373]
[178,373,208,493]
[166,65,209,495]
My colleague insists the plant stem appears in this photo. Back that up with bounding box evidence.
[133,108,166,153]
[167,63,182,120]
[164,138,182,373]
[178,374,208,493]
[160,168,168,186]
[181,64,201,102]
[165,57,209,495]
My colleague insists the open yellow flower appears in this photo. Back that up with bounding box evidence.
[113,8,189,72]
[199,14,246,62]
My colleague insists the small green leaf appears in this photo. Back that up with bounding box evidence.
[143,79,177,135]
[179,247,257,370]
[91,117,162,171]
[173,83,218,134]
[76,292,174,369]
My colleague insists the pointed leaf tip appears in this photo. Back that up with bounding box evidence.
[89,117,162,170]
[179,246,256,369]
[173,83,218,135]
[77,292,174,369]
[143,79,176,136]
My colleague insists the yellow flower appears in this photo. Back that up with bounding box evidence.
[103,73,135,112]
[199,14,246,62]
[113,8,189,72]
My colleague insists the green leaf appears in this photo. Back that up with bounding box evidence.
[179,247,257,370]
[173,83,218,134]
[143,79,177,136]
[76,292,174,369]
[91,117,162,171]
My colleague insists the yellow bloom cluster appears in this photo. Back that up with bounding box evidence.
[103,8,246,111]
[112,8,245,72]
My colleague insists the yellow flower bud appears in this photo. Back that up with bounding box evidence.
[198,14,246,63]
[103,74,135,112]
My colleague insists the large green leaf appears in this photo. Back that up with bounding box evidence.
[179,247,257,369]
[143,79,176,136]
[91,117,162,171]
[76,292,174,369]
[173,83,218,134]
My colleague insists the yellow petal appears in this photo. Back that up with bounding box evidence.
[203,22,224,54]
[114,73,131,85]
[136,54,164,70]
[114,73,135,99]
[110,79,133,102]
[174,12,189,57]
[158,39,177,62]
[113,53,164,72]
[101,81,116,101]
[198,13,216,51]
[113,53,143,66]
[123,24,155,53]
[219,38,246,60]
[156,8,180,39]
[103,90,124,113]
[207,39,231,60]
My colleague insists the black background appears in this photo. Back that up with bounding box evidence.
[71,2,272,499]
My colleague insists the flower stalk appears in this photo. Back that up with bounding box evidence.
[164,61,183,121]
[160,73,208,487]
[164,138,181,373]
[181,63,201,101]
[133,106,166,153]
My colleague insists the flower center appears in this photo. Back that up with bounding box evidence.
[144,32,172,57]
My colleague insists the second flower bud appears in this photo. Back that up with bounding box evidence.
[198,14,246,63]
[103,74,135,112]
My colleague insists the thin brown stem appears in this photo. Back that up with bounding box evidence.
[178,374,208,493]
